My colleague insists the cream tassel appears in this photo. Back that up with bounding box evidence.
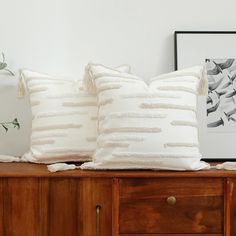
[17,70,26,98]
[214,162,236,171]
[47,163,79,172]
[197,66,208,96]
[83,63,97,94]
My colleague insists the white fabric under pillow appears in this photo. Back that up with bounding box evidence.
[21,65,130,163]
[81,64,210,170]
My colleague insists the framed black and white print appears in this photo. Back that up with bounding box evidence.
[175,31,236,161]
[175,31,236,131]
[205,58,236,132]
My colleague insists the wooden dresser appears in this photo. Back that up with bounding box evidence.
[0,163,235,236]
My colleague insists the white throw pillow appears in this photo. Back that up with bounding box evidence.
[81,64,209,170]
[21,65,130,163]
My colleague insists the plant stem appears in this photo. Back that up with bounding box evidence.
[3,68,15,76]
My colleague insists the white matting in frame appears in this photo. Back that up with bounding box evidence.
[175,32,236,70]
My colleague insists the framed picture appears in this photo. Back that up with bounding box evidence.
[175,31,236,161]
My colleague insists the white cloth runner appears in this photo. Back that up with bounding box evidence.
[0,155,21,162]
[213,162,236,171]
[0,159,229,172]
[48,162,236,172]
[47,163,79,172]
[1,156,235,172]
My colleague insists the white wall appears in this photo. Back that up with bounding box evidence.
[0,0,236,158]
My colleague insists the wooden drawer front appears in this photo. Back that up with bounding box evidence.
[119,178,224,234]
[120,234,223,236]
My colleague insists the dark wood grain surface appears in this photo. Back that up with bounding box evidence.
[0,163,234,235]
[0,180,3,236]
[47,178,80,235]
[119,178,224,234]
[3,178,44,235]
[229,178,236,236]
[79,178,112,236]
[0,162,235,178]
[120,234,223,236]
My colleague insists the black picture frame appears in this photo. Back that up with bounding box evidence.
[174,31,236,70]
[174,31,236,162]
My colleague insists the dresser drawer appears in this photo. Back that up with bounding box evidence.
[120,234,223,236]
[119,178,224,234]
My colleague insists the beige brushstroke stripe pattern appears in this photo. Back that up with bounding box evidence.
[31,101,40,106]
[32,124,82,131]
[36,148,93,154]
[47,93,94,99]
[62,101,97,107]
[108,112,167,119]
[28,82,66,90]
[156,86,197,95]
[93,72,140,81]
[86,137,97,142]
[91,116,98,120]
[98,135,144,142]
[162,80,195,83]
[149,71,201,82]
[37,110,88,118]
[28,80,67,86]
[32,140,55,145]
[122,93,181,99]
[164,143,199,148]
[99,142,130,148]
[32,154,90,163]
[102,127,162,134]
[32,132,67,140]
[26,76,75,83]
[98,98,114,106]
[140,103,196,112]
[98,79,138,86]
[171,120,198,128]
[29,86,48,94]
[98,84,122,93]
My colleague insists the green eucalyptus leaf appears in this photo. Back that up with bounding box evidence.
[12,118,20,129]
[0,52,14,76]
[2,125,8,132]
[0,118,20,133]
[0,62,7,70]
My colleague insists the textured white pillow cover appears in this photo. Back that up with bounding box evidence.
[81,64,210,170]
[21,65,130,163]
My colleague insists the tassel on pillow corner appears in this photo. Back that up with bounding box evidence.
[198,65,208,96]
[83,63,96,95]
